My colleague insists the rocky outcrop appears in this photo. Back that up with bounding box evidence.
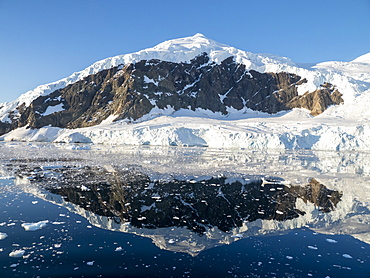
[0,53,343,134]
[286,83,343,116]
[0,122,12,135]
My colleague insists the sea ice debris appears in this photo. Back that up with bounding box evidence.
[9,249,25,258]
[21,220,49,231]
[308,246,318,250]
[0,232,8,240]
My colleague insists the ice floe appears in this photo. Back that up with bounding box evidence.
[21,220,49,231]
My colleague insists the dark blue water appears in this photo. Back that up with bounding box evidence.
[1,179,369,278]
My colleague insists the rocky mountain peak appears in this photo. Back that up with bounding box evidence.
[0,52,343,135]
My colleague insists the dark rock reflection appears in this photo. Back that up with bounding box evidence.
[17,165,342,235]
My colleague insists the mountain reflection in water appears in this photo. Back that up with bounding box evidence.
[16,165,342,235]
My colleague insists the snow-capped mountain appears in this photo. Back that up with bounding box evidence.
[0,34,369,150]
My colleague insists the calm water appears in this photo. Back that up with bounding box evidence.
[0,142,370,277]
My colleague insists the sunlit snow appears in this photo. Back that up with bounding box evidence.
[0,34,370,151]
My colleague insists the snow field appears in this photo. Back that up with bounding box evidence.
[1,108,370,151]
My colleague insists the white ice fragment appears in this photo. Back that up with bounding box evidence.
[21,220,49,231]
[87,261,94,266]
[168,239,175,244]
[231,234,243,238]
[9,249,25,258]
[276,210,284,215]
[308,246,318,250]
[286,256,293,260]
[31,201,38,205]
[52,222,65,225]
[80,185,90,191]
[342,254,353,259]
[326,238,338,243]
[10,263,18,268]
[0,232,8,240]
[115,247,123,252]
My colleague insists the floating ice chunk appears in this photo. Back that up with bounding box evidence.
[65,144,92,150]
[326,238,338,243]
[286,256,293,260]
[276,210,284,215]
[168,239,175,244]
[10,263,18,268]
[342,254,353,259]
[31,201,38,205]
[9,249,25,258]
[21,220,49,231]
[80,185,90,191]
[231,234,243,238]
[308,246,318,250]
[52,222,65,225]
[115,246,123,252]
[87,261,94,266]
[0,232,8,240]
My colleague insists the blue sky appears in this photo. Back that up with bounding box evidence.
[1,0,369,103]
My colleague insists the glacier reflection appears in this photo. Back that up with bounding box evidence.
[15,165,342,234]
[1,142,370,255]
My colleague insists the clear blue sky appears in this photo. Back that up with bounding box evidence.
[1,0,369,103]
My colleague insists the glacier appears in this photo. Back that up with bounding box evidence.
[1,33,370,151]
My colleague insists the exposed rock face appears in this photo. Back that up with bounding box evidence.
[1,53,343,134]
[287,83,343,116]
[0,122,12,135]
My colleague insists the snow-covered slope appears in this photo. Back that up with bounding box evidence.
[0,33,297,121]
[0,33,363,120]
[1,34,369,151]
[314,52,370,83]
